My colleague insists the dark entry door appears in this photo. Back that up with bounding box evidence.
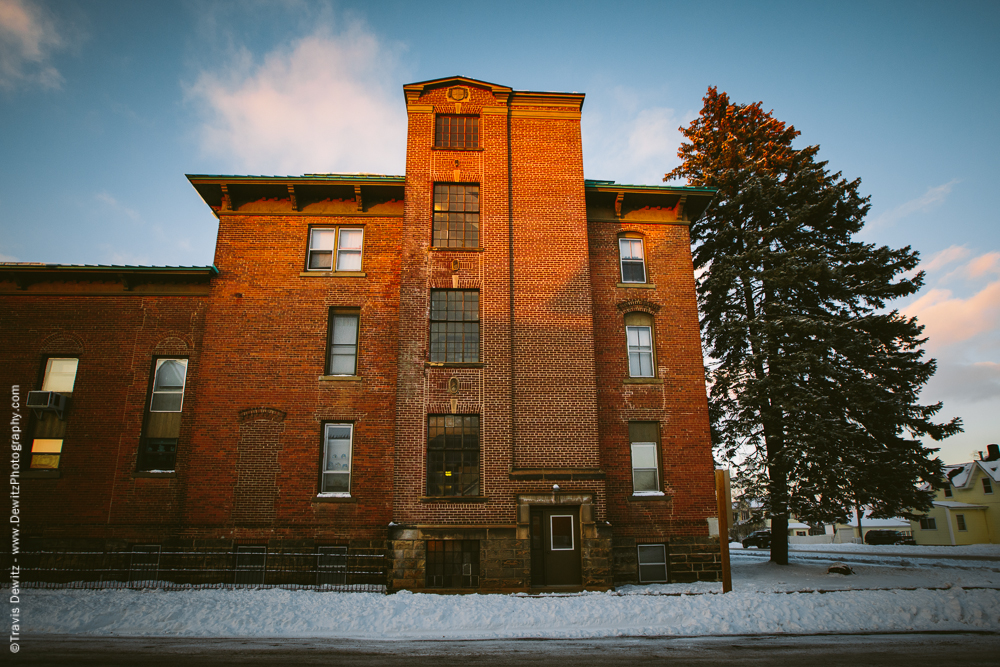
[530,506,582,587]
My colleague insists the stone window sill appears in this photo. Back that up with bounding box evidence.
[617,283,657,289]
[299,271,367,278]
[430,146,485,152]
[627,493,672,502]
[419,496,489,503]
[623,377,663,384]
[319,375,362,382]
[429,246,485,252]
[313,495,357,503]
[425,362,484,368]
[133,471,177,479]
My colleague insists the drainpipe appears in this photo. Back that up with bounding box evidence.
[944,506,956,546]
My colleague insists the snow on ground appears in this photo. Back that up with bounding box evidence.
[20,549,1000,639]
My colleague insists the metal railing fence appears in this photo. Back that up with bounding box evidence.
[1,549,388,592]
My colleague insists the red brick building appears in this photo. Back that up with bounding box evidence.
[1,76,719,590]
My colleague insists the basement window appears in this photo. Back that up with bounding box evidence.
[425,540,480,588]
[637,544,668,583]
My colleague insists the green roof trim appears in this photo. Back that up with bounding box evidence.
[584,179,716,194]
[186,174,405,183]
[0,263,219,275]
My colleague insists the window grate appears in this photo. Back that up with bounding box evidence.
[425,540,480,588]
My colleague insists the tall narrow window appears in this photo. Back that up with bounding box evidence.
[321,423,353,495]
[956,514,967,531]
[150,359,188,412]
[435,116,479,149]
[629,421,661,494]
[433,184,479,248]
[427,414,479,496]
[307,227,364,271]
[624,312,655,377]
[619,236,647,283]
[336,228,363,271]
[138,357,188,472]
[430,290,479,362]
[327,309,360,376]
[30,357,78,471]
[983,477,994,494]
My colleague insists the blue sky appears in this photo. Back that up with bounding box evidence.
[1,0,997,464]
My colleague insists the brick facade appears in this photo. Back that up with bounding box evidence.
[1,76,720,590]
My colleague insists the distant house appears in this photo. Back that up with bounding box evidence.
[910,444,1000,545]
[831,511,912,544]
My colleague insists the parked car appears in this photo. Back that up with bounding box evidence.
[742,530,772,549]
[864,530,915,545]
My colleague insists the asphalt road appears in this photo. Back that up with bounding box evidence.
[10,633,1000,666]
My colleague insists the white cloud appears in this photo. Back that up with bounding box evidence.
[186,21,407,175]
[905,280,1000,348]
[919,245,970,274]
[95,192,143,224]
[871,179,959,228]
[583,99,692,185]
[0,0,64,90]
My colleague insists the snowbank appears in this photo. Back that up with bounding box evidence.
[20,586,999,639]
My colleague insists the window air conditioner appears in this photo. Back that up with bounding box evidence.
[26,391,68,419]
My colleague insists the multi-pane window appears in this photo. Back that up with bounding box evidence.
[138,357,188,471]
[321,423,353,495]
[150,359,188,412]
[944,486,953,497]
[983,477,994,494]
[435,116,479,149]
[625,312,655,377]
[327,309,360,375]
[430,290,480,362]
[619,236,647,283]
[433,184,479,248]
[956,514,967,531]
[427,414,479,496]
[919,517,937,530]
[30,357,79,471]
[426,540,480,588]
[307,227,364,271]
[629,421,660,494]
[637,544,668,583]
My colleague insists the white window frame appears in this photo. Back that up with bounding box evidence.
[619,237,647,283]
[631,442,660,495]
[336,228,364,271]
[626,325,654,377]
[320,423,353,497]
[41,357,79,392]
[637,544,668,583]
[327,310,360,376]
[307,227,364,272]
[550,515,574,551]
[149,358,188,413]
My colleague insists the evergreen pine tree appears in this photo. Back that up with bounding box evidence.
[667,88,961,564]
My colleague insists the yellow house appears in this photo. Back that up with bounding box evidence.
[910,446,1000,545]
